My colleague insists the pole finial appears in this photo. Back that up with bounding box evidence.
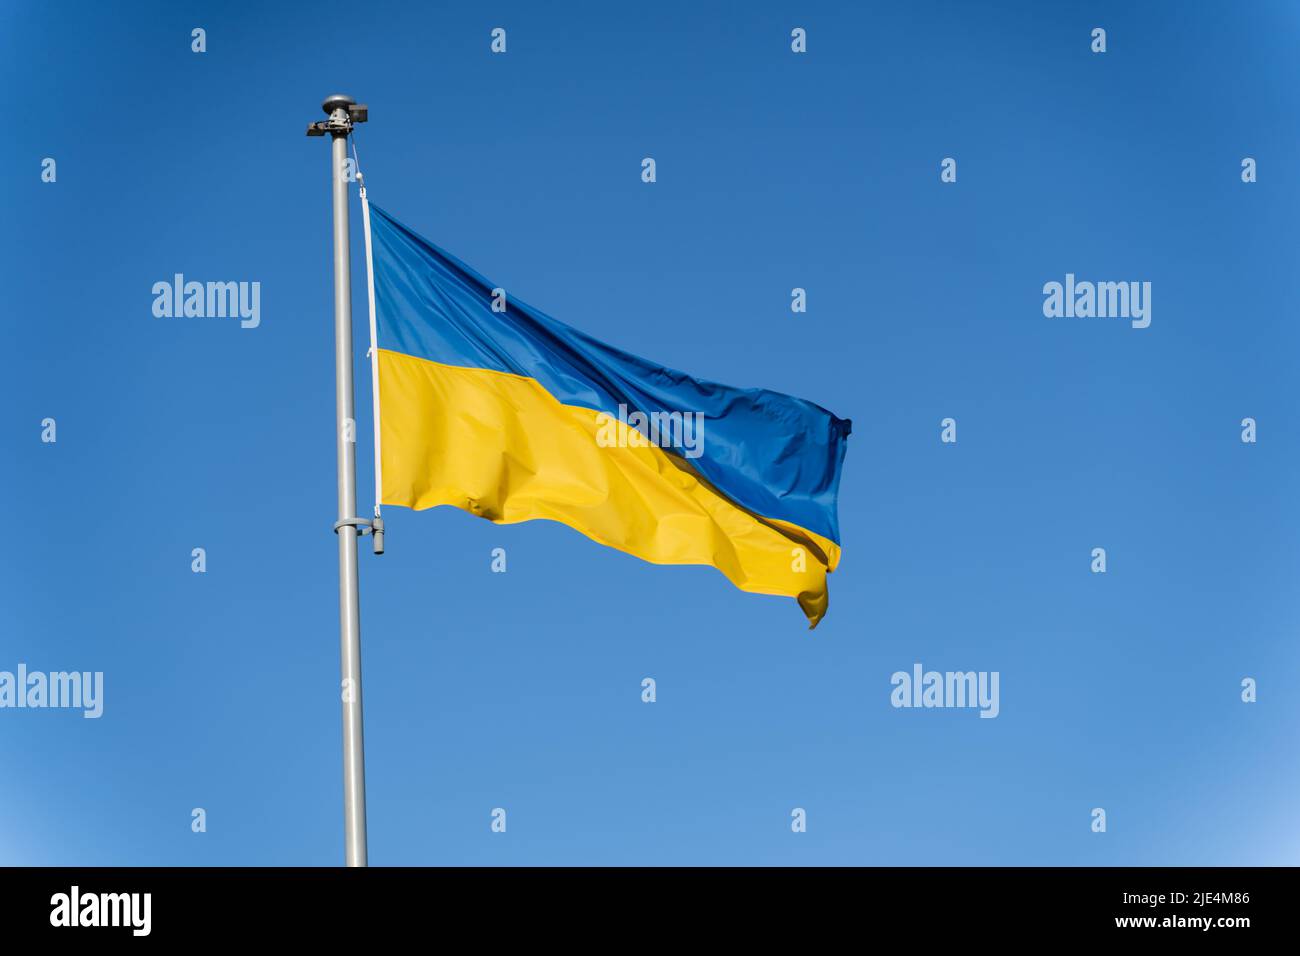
[307,95,368,137]
[322,94,356,115]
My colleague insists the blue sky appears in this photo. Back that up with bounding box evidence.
[2,0,1298,865]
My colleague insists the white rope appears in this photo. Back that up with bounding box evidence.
[353,135,383,520]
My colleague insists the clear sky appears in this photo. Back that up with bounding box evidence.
[2,0,1298,865]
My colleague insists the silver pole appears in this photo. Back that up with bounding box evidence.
[316,93,368,866]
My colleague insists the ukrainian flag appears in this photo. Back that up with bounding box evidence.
[369,205,851,627]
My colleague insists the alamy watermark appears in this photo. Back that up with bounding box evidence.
[0,664,103,718]
[152,273,261,329]
[890,663,999,718]
[50,886,150,936]
[595,404,705,459]
[1043,273,1151,329]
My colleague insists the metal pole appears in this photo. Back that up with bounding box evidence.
[318,93,368,866]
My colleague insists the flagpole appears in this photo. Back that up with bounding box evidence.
[309,93,370,866]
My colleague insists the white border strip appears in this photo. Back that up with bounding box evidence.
[359,180,383,518]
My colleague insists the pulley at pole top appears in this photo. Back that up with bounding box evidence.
[307,95,368,136]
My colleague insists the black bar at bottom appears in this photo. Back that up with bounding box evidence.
[0,866,1285,941]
